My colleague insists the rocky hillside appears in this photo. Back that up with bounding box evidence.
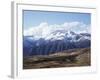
[23,47,90,69]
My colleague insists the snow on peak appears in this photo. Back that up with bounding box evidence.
[24,22,90,41]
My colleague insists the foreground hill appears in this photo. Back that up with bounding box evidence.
[23,47,90,69]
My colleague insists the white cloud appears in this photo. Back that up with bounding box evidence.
[24,21,90,39]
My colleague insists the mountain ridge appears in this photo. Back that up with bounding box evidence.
[23,30,91,56]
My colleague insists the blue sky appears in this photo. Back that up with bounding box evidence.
[23,10,91,30]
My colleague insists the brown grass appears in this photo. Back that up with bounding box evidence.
[23,48,91,69]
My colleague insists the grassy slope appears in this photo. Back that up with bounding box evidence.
[23,48,91,69]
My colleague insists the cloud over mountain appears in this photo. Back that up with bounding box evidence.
[24,21,90,40]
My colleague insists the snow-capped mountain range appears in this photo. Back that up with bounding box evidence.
[25,30,90,41]
[23,30,91,56]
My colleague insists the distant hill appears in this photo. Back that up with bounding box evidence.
[23,30,91,56]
